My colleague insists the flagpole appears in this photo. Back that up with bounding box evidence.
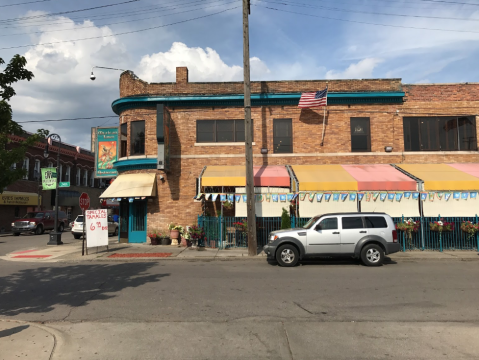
[320,105,327,146]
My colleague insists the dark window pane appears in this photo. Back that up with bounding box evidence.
[342,217,364,229]
[273,119,292,153]
[217,120,234,142]
[419,118,438,150]
[404,118,421,151]
[318,218,338,230]
[365,216,387,228]
[235,120,245,142]
[197,120,215,142]
[458,116,477,151]
[120,123,128,157]
[130,121,145,155]
[351,118,370,152]
[438,117,457,151]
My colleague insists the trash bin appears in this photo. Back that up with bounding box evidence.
[48,232,63,245]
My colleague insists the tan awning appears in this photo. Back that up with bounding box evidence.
[99,173,156,199]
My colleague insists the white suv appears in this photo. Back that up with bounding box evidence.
[71,215,118,239]
[263,212,400,267]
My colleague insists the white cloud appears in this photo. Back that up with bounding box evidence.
[136,42,270,82]
[325,58,383,79]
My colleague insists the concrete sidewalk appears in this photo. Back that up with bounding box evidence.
[0,319,55,360]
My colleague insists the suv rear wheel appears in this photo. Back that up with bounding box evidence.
[58,223,64,233]
[35,225,43,235]
[361,244,384,266]
[276,244,299,267]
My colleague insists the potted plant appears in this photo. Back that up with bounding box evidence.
[168,223,184,246]
[188,225,206,250]
[429,219,454,252]
[160,234,172,246]
[233,220,247,234]
[461,221,479,240]
[182,226,192,247]
[148,230,160,245]
[395,218,420,245]
[223,200,233,210]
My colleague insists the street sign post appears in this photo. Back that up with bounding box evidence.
[79,192,90,255]
[59,182,70,187]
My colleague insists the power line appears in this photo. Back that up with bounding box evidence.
[0,0,140,24]
[254,4,479,34]
[0,0,51,8]
[256,0,479,22]
[0,6,240,50]
[0,0,238,37]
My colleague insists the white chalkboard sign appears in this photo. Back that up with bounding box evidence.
[86,209,109,248]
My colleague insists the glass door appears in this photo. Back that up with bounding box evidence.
[119,201,129,243]
[129,200,146,243]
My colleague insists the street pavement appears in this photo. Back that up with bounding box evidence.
[1,233,479,359]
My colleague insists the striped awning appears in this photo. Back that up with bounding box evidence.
[201,166,290,187]
[291,165,358,191]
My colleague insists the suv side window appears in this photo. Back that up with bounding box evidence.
[317,217,338,230]
[342,217,364,229]
[365,216,387,228]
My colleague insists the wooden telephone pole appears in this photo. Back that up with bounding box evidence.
[243,0,257,256]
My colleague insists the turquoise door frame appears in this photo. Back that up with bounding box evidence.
[129,200,147,243]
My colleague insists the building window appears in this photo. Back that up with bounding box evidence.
[403,116,477,151]
[196,120,247,143]
[90,172,95,187]
[34,159,41,181]
[120,123,127,157]
[22,157,30,179]
[83,170,88,186]
[48,161,53,168]
[65,166,70,182]
[58,164,62,182]
[10,162,16,170]
[350,118,371,152]
[273,119,292,153]
[131,120,145,155]
[76,168,81,186]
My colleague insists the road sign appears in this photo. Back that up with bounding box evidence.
[79,192,90,211]
[59,182,70,187]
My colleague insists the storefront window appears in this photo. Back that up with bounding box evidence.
[34,159,41,181]
[273,119,292,153]
[22,157,29,179]
[350,118,371,152]
[121,123,128,157]
[403,116,477,151]
[131,121,145,155]
[196,120,247,143]
[65,166,70,182]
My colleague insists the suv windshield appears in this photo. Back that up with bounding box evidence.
[23,212,44,219]
[303,216,321,229]
[76,216,84,223]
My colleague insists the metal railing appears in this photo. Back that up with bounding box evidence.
[198,215,479,252]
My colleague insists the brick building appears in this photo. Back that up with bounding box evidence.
[1,134,105,232]
[101,67,479,243]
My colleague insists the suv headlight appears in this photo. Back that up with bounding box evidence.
[29,222,36,226]
[269,235,278,243]
[11,222,15,227]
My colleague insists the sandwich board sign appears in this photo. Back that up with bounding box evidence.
[86,209,109,248]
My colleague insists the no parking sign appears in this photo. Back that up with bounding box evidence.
[86,209,109,248]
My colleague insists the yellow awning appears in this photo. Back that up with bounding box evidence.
[99,173,156,198]
[202,166,246,187]
[396,164,479,190]
[1,191,41,206]
[291,165,358,191]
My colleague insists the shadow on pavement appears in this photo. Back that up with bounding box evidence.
[0,325,30,338]
[267,256,397,267]
[0,263,169,317]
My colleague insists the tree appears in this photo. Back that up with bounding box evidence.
[0,55,47,192]
[281,207,291,229]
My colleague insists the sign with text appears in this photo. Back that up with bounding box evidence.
[95,127,118,178]
[59,182,70,187]
[79,192,90,211]
[1,192,40,206]
[86,209,108,248]
[41,167,57,190]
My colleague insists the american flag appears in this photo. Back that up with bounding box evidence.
[298,88,328,108]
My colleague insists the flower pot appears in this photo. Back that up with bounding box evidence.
[180,237,188,247]
[161,237,171,246]
[150,237,159,245]
[170,230,180,239]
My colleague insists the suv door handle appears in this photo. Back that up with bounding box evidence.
[359,231,367,233]
[333,232,340,234]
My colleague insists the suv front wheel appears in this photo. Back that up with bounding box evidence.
[361,244,384,267]
[276,244,299,267]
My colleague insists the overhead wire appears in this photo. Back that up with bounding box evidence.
[0,0,52,7]
[0,0,239,37]
[252,3,479,34]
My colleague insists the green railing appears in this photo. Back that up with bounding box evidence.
[198,215,479,251]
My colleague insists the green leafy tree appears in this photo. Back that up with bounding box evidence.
[0,55,48,192]
[281,207,291,229]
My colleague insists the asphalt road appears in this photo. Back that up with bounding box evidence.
[1,235,479,359]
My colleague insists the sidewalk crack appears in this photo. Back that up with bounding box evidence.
[282,321,294,360]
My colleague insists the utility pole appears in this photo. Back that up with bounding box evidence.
[243,0,257,256]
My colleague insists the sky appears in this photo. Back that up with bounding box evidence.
[1,0,479,149]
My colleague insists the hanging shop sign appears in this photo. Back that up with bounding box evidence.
[0,192,40,206]
[95,127,119,178]
[41,167,57,190]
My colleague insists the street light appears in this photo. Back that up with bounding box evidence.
[90,66,129,81]
[44,133,63,246]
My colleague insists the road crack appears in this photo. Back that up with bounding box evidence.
[282,321,294,360]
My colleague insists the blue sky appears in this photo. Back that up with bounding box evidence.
[1,0,479,148]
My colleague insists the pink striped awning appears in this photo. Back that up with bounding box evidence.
[342,164,417,191]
